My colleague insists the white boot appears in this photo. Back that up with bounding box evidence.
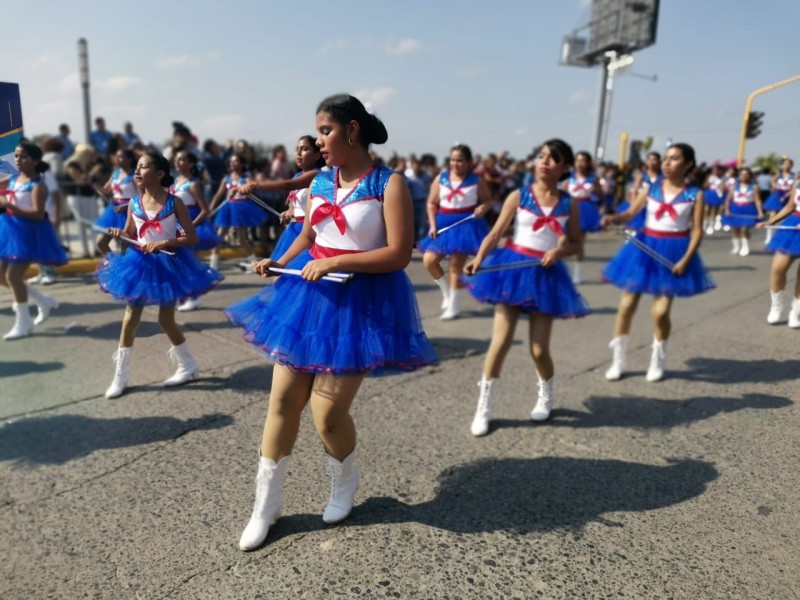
[739,237,750,257]
[322,451,360,524]
[239,455,290,551]
[767,291,786,324]
[788,298,800,329]
[604,335,628,381]
[731,237,741,255]
[177,297,201,312]
[470,377,495,436]
[765,227,774,245]
[646,338,666,382]
[714,215,722,231]
[27,285,59,325]
[3,302,34,340]
[209,252,220,270]
[530,376,555,422]
[434,276,451,310]
[164,341,199,386]
[572,260,583,285]
[440,288,461,320]
[105,347,132,398]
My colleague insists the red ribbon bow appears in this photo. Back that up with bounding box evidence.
[138,219,163,238]
[112,183,123,194]
[447,187,465,202]
[655,202,678,221]
[0,189,16,214]
[532,216,564,236]
[310,202,347,235]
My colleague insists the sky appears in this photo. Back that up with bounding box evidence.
[2,0,799,164]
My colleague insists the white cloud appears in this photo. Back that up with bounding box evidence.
[199,114,247,138]
[156,52,220,69]
[385,38,421,55]
[315,38,348,56]
[99,104,146,116]
[97,76,143,94]
[568,89,589,105]
[456,67,489,79]
[515,127,529,137]
[55,72,80,93]
[353,87,396,108]
[34,100,67,116]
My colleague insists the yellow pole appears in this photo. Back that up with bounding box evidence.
[737,75,800,167]
[618,131,629,170]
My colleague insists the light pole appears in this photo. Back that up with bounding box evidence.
[78,38,91,144]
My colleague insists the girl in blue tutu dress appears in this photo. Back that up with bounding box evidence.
[418,144,491,320]
[722,167,764,257]
[172,150,222,311]
[0,141,67,340]
[763,157,794,245]
[703,162,726,235]
[226,94,437,552]
[96,151,223,399]
[563,151,603,284]
[602,143,714,383]
[760,179,800,327]
[236,135,325,261]
[95,148,137,255]
[463,139,589,435]
[208,154,264,271]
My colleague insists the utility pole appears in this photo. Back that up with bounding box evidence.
[78,38,91,144]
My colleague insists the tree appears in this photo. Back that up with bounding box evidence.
[751,152,780,174]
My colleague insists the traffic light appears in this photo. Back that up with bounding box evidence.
[746,111,765,139]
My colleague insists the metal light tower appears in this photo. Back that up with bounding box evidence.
[78,38,91,144]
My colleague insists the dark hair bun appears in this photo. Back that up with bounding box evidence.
[366,114,388,145]
[160,173,175,187]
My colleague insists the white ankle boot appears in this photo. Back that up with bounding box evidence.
[209,253,220,270]
[177,297,201,312]
[323,452,359,524]
[27,285,58,325]
[435,276,451,311]
[440,289,461,320]
[572,260,583,285]
[788,298,800,329]
[531,376,555,422]
[239,455,290,551]
[105,347,132,398]
[470,377,495,436]
[605,335,628,380]
[731,238,741,255]
[646,338,666,382]
[739,237,750,257]
[767,291,786,324]
[164,341,199,386]
[3,303,34,340]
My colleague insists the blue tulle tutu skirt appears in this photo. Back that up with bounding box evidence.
[271,222,303,259]
[603,234,715,297]
[225,250,438,375]
[213,200,266,228]
[617,200,645,231]
[462,246,591,317]
[577,200,602,232]
[704,190,726,208]
[96,246,223,306]
[185,206,222,250]
[95,203,128,229]
[417,212,488,255]
[0,214,68,265]
[765,213,800,256]
[763,191,788,213]
[722,204,760,228]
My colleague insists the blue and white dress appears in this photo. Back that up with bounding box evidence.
[722,182,761,228]
[417,170,489,255]
[765,186,800,257]
[95,169,135,229]
[0,175,68,265]
[567,172,602,232]
[212,174,267,228]
[603,182,714,297]
[764,172,795,212]
[172,177,222,250]
[96,194,223,305]
[271,172,310,259]
[704,173,726,208]
[464,186,590,317]
[618,172,660,232]
[226,164,438,375]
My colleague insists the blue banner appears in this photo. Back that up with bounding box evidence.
[0,82,23,162]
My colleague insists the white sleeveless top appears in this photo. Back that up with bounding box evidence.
[512,187,571,254]
[288,186,308,219]
[438,171,480,212]
[732,184,755,205]
[644,183,699,233]
[130,195,179,243]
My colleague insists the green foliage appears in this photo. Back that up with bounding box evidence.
[751,153,780,174]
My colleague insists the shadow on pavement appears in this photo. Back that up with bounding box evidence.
[429,336,500,361]
[130,364,273,394]
[267,457,717,542]
[0,361,65,378]
[680,357,800,384]
[705,265,757,272]
[0,412,233,465]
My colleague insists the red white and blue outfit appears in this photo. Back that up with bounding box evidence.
[704,173,726,208]
[271,172,310,259]
[96,169,135,229]
[213,174,266,228]
[765,186,800,256]
[764,172,795,212]
[464,186,590,317]
[0,176,67,265]
[171,177,222,250]
[96,194,223,305]
[722,181,761,228]
[417,170,489,255]
[604,182,714,297]
[618,173,661,232]
[567,172,602,232]
[226,164,438,375]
